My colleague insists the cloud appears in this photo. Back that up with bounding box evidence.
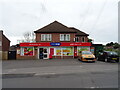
[0,0,119,45]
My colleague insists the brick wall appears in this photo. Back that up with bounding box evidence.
[0,31,2,51]
[52,56,74,59]
[0,30,10,60]
[36,33,75,42]
[78,36,88,42]
[36,33,89,43]
[2,35,10,51]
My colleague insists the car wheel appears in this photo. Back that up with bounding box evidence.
[96,57,99,61]
[78,58,80,61]
[116,60,119,63]
[92,61,95,63]
[105,58,108,62]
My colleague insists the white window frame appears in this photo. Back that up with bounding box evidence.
[47,34,52,41]
[81,37,85,42]
[60,34,64,41]
[41,34,52,41]
[41,34,45,41]
[60,34,70,41]
[66,34,70,41]
[75,37,79,42]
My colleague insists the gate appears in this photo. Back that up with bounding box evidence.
[8,51,16,60]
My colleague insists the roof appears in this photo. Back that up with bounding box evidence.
[34,21,89,36]
[34,21,76,33]
[0,30,10,42]
[69,27,89,36]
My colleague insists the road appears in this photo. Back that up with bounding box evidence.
[2,59,118,88]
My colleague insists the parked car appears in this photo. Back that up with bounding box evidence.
[78,51,96,62]
[97,51,119,62]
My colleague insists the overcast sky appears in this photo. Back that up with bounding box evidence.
[0,0,119,45]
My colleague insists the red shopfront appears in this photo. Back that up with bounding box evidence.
[17,42,91,60]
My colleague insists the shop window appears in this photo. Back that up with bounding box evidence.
[55,47,73,56]
[56,48,62,56]
[77,47,90,54]
[21,47,34,56]
[62,47,73,56]
[41,34,51,41]
[60,34,70,41]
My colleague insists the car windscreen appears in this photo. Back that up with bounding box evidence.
[82,51,92,55]
[108,52,118,55]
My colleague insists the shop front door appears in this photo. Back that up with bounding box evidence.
[39,48,49,59]
[43,48,49,59]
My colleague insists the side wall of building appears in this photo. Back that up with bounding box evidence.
[0,31,10,60]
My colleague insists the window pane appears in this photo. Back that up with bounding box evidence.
[62,47,73,56]
[20,48,24,56]
[49,34,51,41]
[78,47,90,53]
[82,37,85,42]
[56,48,61,55]
[60,34,64,41]
[23,47,34,56]
[75,37,79,42]
[41,34,45,41]
[45,34,47,41]
[65,34,70,41]
[47,34,51,41]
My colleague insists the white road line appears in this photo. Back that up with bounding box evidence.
[35,73,56,76]
[8,69,16,73]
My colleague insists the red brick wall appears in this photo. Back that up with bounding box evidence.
[78,36,88,42]
[2,35,10,51]
[35,33,75,42]
[52,56,74,59]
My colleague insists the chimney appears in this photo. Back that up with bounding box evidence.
[0,30,3,35]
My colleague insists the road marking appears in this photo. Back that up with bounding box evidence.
[90,87,95,88]
[90,86,99,88]
[35,73,56,76]
[8,69,16,73]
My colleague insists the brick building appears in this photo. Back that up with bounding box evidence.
[17,21,91,60]
[0,30,10,60]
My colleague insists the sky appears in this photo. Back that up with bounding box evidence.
[0,0,119,45]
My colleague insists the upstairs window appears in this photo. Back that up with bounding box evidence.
[74,37,79,42]
[60,34,70,41]
[41,34,52,41]
[81,37,85,42]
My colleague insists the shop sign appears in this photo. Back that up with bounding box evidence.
[50,43,61,46]
[20,42,91,47]
[61,42,91,46]
[20,43,50,47]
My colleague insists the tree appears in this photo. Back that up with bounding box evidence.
[113,42,120,49]
[23,31,35,42]
[106,42,114,46]
[88,39,93,43]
